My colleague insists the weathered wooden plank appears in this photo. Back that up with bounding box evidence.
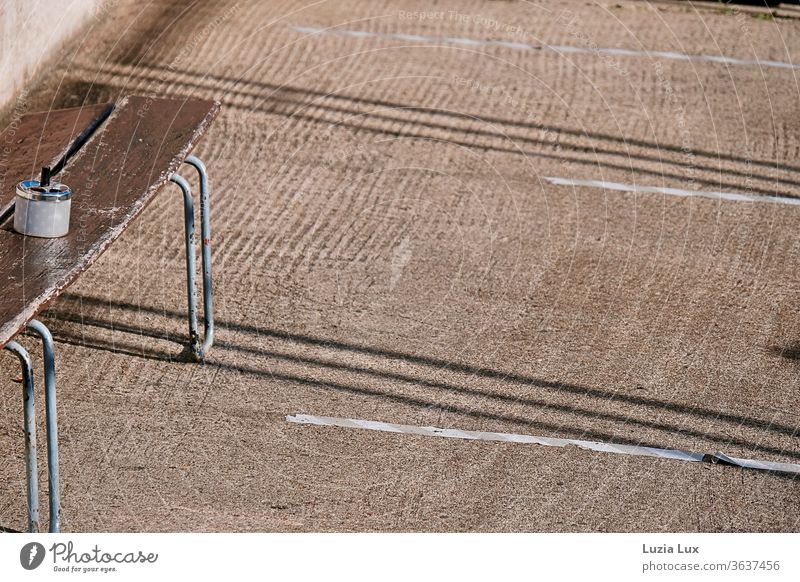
[0,96,220,346]
[0,103,114,218]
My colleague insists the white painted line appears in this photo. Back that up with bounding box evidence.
[291,25,800,71]
[287,414,705,462]
[286,414,800,475]
[544,176,800,206]
[713,452,800,474]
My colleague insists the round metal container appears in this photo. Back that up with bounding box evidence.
[13,179,72,238]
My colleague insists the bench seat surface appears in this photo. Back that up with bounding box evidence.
[0,103,113,218]
[0,96,220,346]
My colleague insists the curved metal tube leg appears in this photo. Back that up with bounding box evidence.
[184,155,214,356]
[170,173,201,360]
[170,156,214,362]
[27,319,60,533]
[4,341,39,533]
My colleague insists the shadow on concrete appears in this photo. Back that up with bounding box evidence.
[39,293,800,466]
[56,70,800,201]
[766,343,800,361]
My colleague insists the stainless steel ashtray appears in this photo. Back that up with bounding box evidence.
[14,168,72,238]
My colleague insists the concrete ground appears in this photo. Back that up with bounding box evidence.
[1,0,799,532]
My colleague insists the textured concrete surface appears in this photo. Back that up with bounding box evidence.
[0,0,799,532]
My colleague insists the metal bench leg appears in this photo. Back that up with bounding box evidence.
[26,320,60,533]
[170,156,214,361]
[184,156,214,356]
[3,341,39,533]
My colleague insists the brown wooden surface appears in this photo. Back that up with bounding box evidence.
[0,96,220,346]
[0,103,113,218]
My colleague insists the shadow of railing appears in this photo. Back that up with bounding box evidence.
[39,293,800,465]
[66,66,800,200]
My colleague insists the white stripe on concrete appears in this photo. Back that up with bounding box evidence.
[286,414,800,475]
[291,25,800,71]
[287,414,704,461]
[713,452,800,474]
[544,176,800,206]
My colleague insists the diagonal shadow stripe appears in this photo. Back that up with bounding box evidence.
[70,65,800,200]
[42,324,800,466]
[128,61,800,177]
[43,294,800,443]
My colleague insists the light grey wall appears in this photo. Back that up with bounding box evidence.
[0,0,103,112]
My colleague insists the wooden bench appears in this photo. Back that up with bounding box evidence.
[1,95,220,532]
